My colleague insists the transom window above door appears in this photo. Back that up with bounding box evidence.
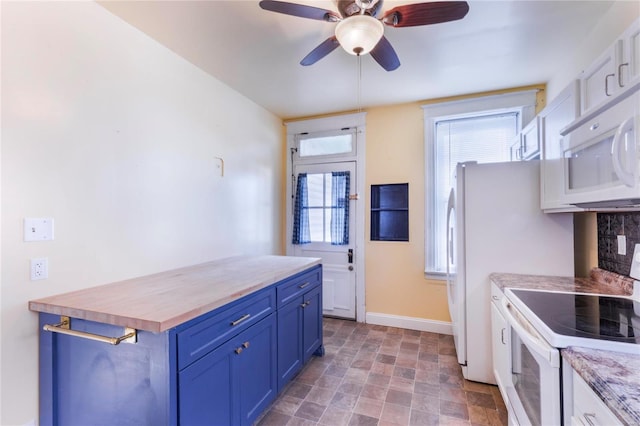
[294,129,357,161]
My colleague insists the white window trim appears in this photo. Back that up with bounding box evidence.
[284,112,367,322]
[422,91,538,280]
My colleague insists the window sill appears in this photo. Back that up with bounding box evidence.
[424,271,447,282]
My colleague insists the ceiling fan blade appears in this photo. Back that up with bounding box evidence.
[300,36,341,66]
[382,1,469,27]
[370,36,400,71]
[259,0,340,22]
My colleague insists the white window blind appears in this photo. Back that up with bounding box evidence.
[434,113,518,225]
[423,90,537,278]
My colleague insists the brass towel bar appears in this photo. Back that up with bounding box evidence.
[43,316,137,345]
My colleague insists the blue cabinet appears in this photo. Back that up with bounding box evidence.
[179,313,277,426]
[276,267,323,391]
[38,315,176,426]
[37,264,322,426]
[302,284,323,363]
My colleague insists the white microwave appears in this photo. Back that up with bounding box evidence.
[561,87,640,209]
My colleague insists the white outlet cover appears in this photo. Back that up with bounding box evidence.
[24,217,54,242]
[617,235,627,255]
[30,257,48,281]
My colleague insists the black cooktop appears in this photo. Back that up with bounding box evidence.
[510,289,640,344]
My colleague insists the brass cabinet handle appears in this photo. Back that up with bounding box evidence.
[235,341,250,354]
[230,314,251,326]
[43,316,137,345]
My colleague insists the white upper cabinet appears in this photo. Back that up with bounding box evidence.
[520,117,540,160]
[540,80,581,211]
[619,19,640,88]
[510,118,540,161]
[580,18,640,115]
[580,42,619,114]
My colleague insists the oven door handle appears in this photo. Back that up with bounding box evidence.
[502,298,560,368]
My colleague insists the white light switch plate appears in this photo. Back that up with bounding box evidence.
[24,217,54,242]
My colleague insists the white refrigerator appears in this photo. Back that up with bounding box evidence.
[445,161,574,384]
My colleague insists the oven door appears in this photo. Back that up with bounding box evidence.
[502,297,562,426]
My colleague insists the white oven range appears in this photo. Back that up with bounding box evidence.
[499,288,639,426]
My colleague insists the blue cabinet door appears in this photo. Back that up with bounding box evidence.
[179,314,277,426]
[302,285,323,363]
[236,313,277,426]
[179,339,235,426]
[276,296,303,390]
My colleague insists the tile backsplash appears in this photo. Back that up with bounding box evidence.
[597,212,640,276]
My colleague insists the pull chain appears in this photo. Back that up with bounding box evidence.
[357,54,362,112]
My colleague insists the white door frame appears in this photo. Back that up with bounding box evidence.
[285,112,366,323]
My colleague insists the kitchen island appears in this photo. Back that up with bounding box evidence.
[29,255,323,426]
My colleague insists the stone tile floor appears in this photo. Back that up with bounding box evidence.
[256,318,508,426]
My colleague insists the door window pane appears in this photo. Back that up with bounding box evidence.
[299,172,349,244]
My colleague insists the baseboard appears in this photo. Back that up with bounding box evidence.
[365,312,452,335]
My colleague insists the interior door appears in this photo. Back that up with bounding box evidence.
[292,162,357,320]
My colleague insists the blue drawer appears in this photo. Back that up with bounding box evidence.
[276,266,321,307]
[177,288,276,370]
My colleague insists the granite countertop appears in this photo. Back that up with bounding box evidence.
[489,268,637,425]
[563,346,640,426]
[490,268,634,296]
[29,255,321,333]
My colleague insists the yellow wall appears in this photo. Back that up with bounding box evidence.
[364,103,450,320]
[363,85,545,322]
[574,212,598,277]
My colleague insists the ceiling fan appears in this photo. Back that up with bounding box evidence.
[259,0,469,71]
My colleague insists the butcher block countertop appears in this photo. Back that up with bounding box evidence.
[29,255,321,333]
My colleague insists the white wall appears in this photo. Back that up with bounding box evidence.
[547,1,640,100]
[1,2,283,424]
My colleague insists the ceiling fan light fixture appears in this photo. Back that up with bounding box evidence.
[335,15,384,56]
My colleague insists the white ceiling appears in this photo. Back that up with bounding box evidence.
[99,0,614,119]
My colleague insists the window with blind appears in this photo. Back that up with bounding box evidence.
[423,90,537,278]
[435,113,517,213]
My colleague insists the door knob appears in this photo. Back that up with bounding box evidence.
[348,265,354,271]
